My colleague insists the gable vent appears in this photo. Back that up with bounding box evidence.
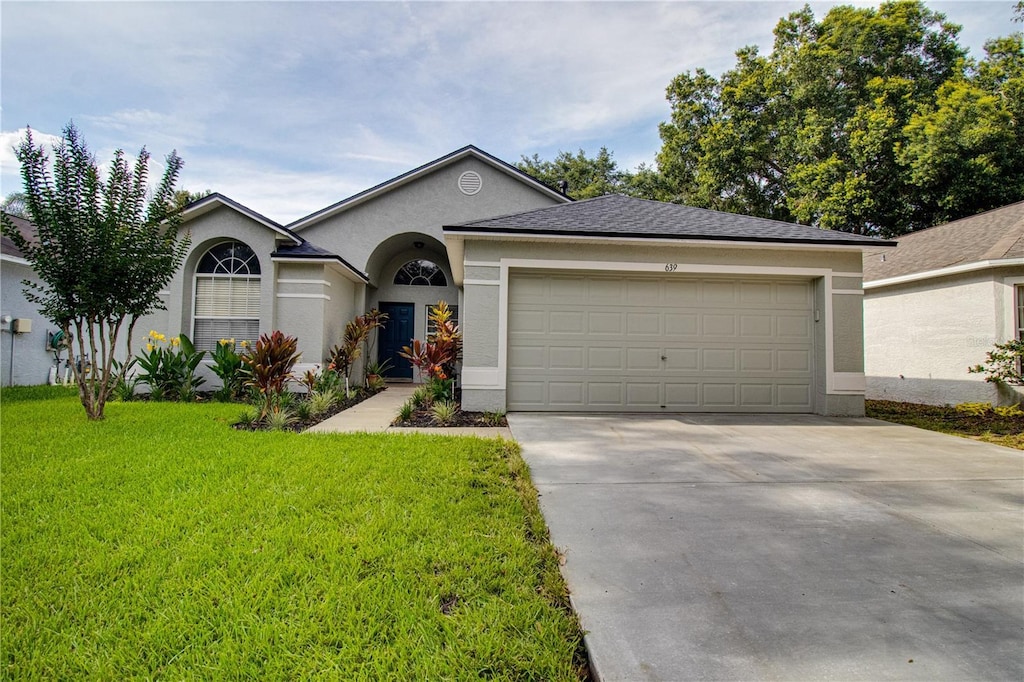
[458,171,483,196]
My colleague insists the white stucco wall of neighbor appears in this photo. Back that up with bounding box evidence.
[864,269,1024,406]
[457,239,867,416]
[1,258,57,386]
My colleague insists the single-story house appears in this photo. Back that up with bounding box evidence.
[863,201,1024,406]
[4,145,892,415]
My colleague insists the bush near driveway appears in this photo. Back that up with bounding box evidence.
[1,388,585,679]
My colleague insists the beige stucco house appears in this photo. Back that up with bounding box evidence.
[4,145,891,415]
[863,202,1024,406]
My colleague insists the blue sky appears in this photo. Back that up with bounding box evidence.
[1,1,1016,224]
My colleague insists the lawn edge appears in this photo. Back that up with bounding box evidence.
[498,440,592,680]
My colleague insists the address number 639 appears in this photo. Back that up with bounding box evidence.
[664,263,678,272]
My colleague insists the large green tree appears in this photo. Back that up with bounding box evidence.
[517,147,626,199]
[656,0,1022,236]
[1,123,190,420]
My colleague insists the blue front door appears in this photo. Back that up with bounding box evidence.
[378,302,414,379]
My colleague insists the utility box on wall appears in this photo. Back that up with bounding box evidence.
[12,318,31,333]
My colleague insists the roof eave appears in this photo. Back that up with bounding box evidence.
[443,227,896,250]
[181,194,302,245]
[270,252,369,283]
[864,257,1024,290]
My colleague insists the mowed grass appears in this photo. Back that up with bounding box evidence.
[1,387,584,679]
[866,399,1024,450]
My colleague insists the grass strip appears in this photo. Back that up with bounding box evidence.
[1,387,585,679]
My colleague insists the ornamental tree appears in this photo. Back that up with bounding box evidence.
[0,122,190,420]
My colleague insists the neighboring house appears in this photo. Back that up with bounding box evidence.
[1,214,59,387]
[863,202,1024,406]
[5,145,892,415]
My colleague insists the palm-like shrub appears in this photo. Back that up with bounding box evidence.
[242,331,301,416]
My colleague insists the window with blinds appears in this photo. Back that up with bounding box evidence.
[193,241,261,351]
[1018,285,1023,341]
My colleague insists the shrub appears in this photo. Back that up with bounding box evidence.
[242,331,301,417]
[411,386,432,408]
[265,406,296,432]
[955,402,992,416]
[211,338,249,401]
[482,410,506,426]
[400,301,462,383]
[308,390,337,417]
[994,403,1024,417]
[397,400,415,422]
[135,332,206,401]
[233,405,261,429]
[431,400,459,425]
[110,358,139,402]
[294,400,313,422]
[968,339,1024,385]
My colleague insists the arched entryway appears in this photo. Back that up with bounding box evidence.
[364,233,459,379]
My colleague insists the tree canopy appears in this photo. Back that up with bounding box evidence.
[0,122,190,419]
[523,1,1023,237]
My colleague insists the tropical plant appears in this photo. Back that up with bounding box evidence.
[307,390,337,418]
[211,338,248,401]
[233,404,261,429]
[482,411,506,426]
[242,331,301,417]
[264,406,296,432]
[431,400,459,425]
[0,122,189,419]
[411,386,431,408]
[396,400,415,422]
[110,357,140,402]
[401,301,462,401]
[360,308,389,379]
[134,332,206,401]
[312,367,343,396]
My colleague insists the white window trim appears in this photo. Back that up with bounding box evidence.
[192,242,262,349]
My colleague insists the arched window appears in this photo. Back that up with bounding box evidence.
[394,259,447,286]
[193,241,261,351]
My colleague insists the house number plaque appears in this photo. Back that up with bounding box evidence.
[665,263,678,272]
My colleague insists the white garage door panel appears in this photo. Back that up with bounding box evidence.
[507,273,815,412]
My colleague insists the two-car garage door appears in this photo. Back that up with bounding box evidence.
[506,272,816,412]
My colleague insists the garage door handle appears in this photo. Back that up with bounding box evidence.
[661,355,667,361]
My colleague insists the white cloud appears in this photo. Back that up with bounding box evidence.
[2,0,1015,217]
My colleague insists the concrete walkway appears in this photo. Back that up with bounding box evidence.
[305,384,513,438]
[510,413,1024,681]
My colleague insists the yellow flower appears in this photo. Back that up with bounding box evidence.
[170,337,180,347]
[146,343,154,352]
[240,340,251,349]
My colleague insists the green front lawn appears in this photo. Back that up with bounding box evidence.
[1,387,584,679]
[866,399,1024,450]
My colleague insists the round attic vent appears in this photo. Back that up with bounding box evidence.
[458,171,482,195]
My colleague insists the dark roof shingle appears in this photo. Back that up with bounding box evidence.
[446,194,892,246]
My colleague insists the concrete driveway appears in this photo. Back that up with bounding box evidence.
[508,413,1024,681]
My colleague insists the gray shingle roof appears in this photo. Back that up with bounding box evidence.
[1,214,35,258]
[863,201,1024,282]
[446,194,894,246]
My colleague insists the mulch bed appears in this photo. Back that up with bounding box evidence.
[391,387,509,428]
[391,407,508,428]
[231,386,384,432]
